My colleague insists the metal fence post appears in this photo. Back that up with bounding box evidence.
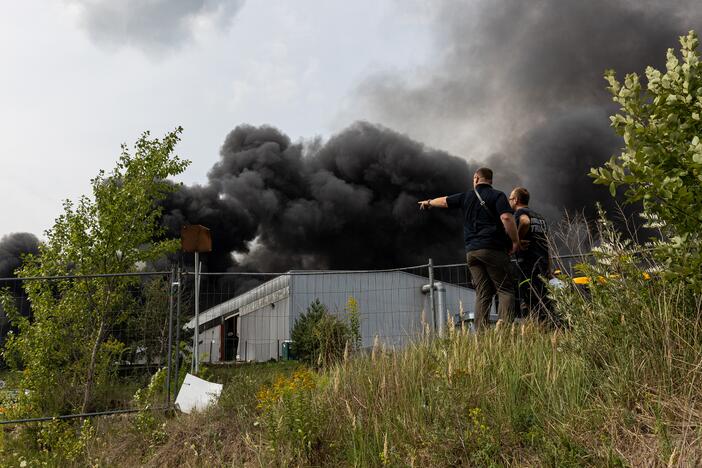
[428,258,435,333]
[173,265,182,402]
[165,267,175,404]
[193,252,201,374]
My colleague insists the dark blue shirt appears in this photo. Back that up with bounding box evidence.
[446,184,513,252]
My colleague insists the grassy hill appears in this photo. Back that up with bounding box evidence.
[3,255,702,466]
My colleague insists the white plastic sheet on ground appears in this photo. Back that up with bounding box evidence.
[175,373,223,414]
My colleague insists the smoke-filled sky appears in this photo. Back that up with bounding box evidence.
[350,0,702,220]
[2,0,701,271]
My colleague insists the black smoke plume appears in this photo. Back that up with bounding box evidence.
[161,122,472,273]
[0,233,39,338]
[0,233,38,280]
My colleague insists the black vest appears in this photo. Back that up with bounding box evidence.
[514,207,549,265]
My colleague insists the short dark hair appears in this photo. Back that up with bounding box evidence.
[512,187,530,205]
[475,167,493,181]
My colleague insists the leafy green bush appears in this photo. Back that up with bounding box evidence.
[291,299,352,367]
[591,30,702,289]
[290,299,326,364]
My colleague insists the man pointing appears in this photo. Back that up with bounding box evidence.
[419,167,519,328]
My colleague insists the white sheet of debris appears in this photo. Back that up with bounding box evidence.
[175,373,223,414]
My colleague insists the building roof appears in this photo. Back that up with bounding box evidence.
[185,274,290,329]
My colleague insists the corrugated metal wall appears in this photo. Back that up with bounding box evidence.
[198,325,222,364]
[238,295,289,362]
[290,271,430,348]
[196,270,497,362]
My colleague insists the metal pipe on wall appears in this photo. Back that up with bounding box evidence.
[428,258,435,331]
[436,282,447,335]
[421,281,447,336]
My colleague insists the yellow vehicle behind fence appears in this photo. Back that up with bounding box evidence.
[568,272,652,285]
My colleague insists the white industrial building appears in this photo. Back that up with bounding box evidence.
[186,270,495,363]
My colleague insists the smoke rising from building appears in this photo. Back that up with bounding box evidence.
[162,122,472,272]
[9,1,702,275]
[161,1,702,272]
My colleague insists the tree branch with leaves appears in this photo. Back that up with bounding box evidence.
[3,128,190,418]
[591,31,702,286]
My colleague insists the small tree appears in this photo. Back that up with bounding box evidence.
[3,128,189,417]
[591,31,702,285]
[291,299,351,367]
[291,300,327,365]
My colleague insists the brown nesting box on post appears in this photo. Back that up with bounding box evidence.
[181,225,212,253]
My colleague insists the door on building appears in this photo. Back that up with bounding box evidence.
[223,315,239,361]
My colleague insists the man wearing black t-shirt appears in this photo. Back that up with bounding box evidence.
[418,168,519,329]
[509,187,551,321]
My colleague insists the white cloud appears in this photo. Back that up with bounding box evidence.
[68,0,245,54]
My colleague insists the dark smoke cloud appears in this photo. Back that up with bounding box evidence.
[0,233,39,336]
[162,122,472,272]
[70,0,245,53]
[353,0,702,221]
[161,183,258,272]
[0,233,39,279]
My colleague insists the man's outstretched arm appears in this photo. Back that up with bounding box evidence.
[418,197,448,209]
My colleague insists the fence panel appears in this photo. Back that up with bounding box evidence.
[0,271,177,425]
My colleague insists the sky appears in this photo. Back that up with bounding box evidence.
[0,0,434,237]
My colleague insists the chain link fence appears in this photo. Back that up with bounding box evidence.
[187,262,496,365]
[0,271,181,425]
[0,255,585,424]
